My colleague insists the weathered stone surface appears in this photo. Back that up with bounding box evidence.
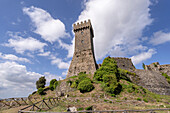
[134,69,170,95]
[56,81,75,97]
[67,20,97,78]
[111,57,170,95]
[113,57,135,72]
[145,62,170,76]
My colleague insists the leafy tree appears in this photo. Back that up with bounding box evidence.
[36,76,46,89]
[49,79,57,91]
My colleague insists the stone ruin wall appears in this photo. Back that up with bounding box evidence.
[145,62,170,76]
[113,57,135,72]
[111,57,170,95]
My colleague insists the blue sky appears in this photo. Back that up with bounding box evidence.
[0,0,170,98]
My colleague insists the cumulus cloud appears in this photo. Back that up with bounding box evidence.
[51,57,70,69]
[4,32,47,54]
[58,39,74,58]
[0,61,42,98]
[38,51,51,56]
[62,70,68,76]
[131,49,157,65]
[0,52,30,63]
[0,61,62,98]
[44,72,63,84]
[75,0,153,60]
[23,6,69,43]
[149,31,170,45]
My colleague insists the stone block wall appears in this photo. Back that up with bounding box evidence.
[113,57,135,72]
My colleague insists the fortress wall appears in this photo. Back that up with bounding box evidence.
[135,69,170,95]
[160,65,170,76]
[113,57,135,72]
[145,62,170,76]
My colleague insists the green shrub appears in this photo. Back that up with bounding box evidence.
[77,107,84,111]
[127,84,136,93]
[113,83,122,95]
[93,70,105,81]
[118,68,131,82]
[124,97,127,100]
[143,98,148,102]
[78,72,91,82]
[66,79,72,85]
[77,80,94,93]
[103,74,117,85]
[49,79,57,91]
[104,99,108,102]
[53,81,58,89]
[38,87,44,95]
[104,83,119,94]
[85,106,93,110]
[137,97,141,101]
[153,63,157,67]
[71,81,78,88]
[32,91,36,95]
[93,57,119,81]
[36,76,46,89]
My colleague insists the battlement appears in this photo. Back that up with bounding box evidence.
[113,57,131,60]
[73,19,92,32]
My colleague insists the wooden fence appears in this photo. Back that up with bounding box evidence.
[18,108,170,113]
[0,97,29,110]
[18,97,59,113]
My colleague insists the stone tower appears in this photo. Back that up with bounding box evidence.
[66,19,97,78]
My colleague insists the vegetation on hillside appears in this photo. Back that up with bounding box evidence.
[36,76,46,95]
[49,79,58,91]
[162,72,170,84]
[36,76,46,89]
[26,56,170,112]
[93,57,136,96]
[67,72,94,93]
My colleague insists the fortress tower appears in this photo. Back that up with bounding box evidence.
[67,19,97,78]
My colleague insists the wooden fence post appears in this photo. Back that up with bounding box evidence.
[43,99,50,109]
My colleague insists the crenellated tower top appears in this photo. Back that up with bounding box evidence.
[73,19,94,37]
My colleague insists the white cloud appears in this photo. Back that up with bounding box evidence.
[4,32,47,54]
[58,39,74,58]
[62,70,68,76]
[38,51,51,56]
[0,61,42,98]
[0,52,30,63]
[0,61,62,99]
[149,31,170,45]
[75,0,153,59]
[131,49,157,65]
[23,6,69,43]
[43,72,62,85]
[51,57,70,69]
